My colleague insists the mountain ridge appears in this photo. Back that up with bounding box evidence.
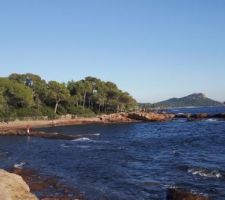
[151,93,223,108]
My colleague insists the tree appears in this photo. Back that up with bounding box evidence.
[47,81,70,113]
[73,80,92,109]
[0,74,137,118]
[0,88,7,111]
[118,92,137,111]
[0,78,34,108]
[8,73,49,109]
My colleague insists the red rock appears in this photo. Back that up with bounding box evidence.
[128,111,174,122]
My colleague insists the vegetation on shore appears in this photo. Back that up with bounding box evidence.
[0,73,137,121]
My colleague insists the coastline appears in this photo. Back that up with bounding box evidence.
[0,114,135,131]
[1,110,225,133]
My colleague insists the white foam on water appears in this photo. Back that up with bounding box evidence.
[14,162,26,169]
[72,137,92,142]
[162,184,178,189]
[60,144,69,148]
[206,119,218,122]
[77,145,90,149]
[92,133,101,136]
[188,168,222,178]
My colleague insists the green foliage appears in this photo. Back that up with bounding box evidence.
[0,88,7,112]
[0,78,34,108]
[70,106,96,117]
[67,77,137,113]
[47,81,70,113]
[0,73,137,120]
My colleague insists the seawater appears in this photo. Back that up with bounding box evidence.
[0,107,225,199]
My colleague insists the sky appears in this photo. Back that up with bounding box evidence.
[0,0,225,103]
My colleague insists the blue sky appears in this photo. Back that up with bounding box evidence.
[0,0,225,103]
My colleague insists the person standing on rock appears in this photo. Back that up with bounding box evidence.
[26,125,31,134]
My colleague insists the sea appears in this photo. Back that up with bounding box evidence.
[0,106,225,200]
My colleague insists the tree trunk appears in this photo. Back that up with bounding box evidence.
[116,104,120,113]
[83,92,86,109]
[54,100,60,114]
[88,97,91,108]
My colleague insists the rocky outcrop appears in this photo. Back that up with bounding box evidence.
[209,113,225,119]
[0,169,38,200]
[127,111,175,122]
[167,188,209,200]
[99,113,134,123]
[11,168,85,200]
[175,113,225,121]
[0,129,86,140]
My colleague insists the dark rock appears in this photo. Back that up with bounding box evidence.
[211,113,225,119]
[167,188,209,200]
[0,129,82,140]
[192,113,209,119]
[175,113,225,121]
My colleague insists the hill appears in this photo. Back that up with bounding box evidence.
[152,93,223,108]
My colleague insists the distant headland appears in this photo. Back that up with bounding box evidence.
[140,93,223,109]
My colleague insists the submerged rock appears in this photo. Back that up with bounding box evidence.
[175,112,225,120]
[166,188,209,200]
[11,168,85,200]
[0,169,38,200]
[0,129,83,140]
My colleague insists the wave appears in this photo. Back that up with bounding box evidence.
[188,168,222,178]
[92,133,101,136]
[14,162,26,169]
[205,119,218,122]
[174,119,187,123]
[72,137,92,142]
[60,144,69,148]
[77,145,90,149]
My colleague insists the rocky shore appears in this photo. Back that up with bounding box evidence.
[10,167,85,200]
[0,112,176,139]
[0,111,225,140]
[128,111,175,121]
[0,166,86,200]
[175,113,225,121]
[0,129,88,140]
[0,168,210,200]
[0,169,38,200]
[0,113,136,130]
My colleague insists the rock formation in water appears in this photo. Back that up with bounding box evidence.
[0,169,38,200]
[167,188,209,200]
[128,111,174,121]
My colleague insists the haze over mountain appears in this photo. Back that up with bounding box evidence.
[151,93,223,108]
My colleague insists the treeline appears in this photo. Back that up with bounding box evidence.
[0,73,137,120]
